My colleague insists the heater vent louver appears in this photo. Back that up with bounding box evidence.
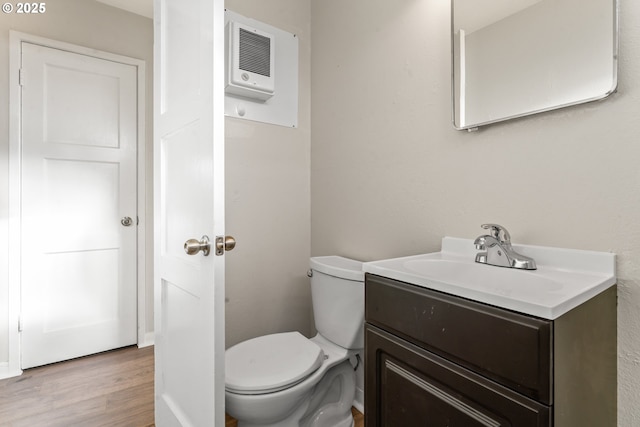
[226,21,275,101]
[239,28,271,77]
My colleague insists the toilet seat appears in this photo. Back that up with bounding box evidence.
[225,332,324,395]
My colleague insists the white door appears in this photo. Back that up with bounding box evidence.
[154,0,226,425]
[20,42,138,369]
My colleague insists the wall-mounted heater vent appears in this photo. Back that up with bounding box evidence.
[226,21,275,101]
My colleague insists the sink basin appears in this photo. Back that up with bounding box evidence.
[403,258,563,294]
[363,237,616,319]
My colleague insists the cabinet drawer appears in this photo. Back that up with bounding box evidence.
[365,325,551,427]
[365,274,552,404]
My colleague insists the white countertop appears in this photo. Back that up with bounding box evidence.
[362,237,616,319]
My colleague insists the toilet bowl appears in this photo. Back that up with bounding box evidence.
[225,256,364,427]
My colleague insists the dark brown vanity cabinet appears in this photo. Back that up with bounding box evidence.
[364,274,617,427]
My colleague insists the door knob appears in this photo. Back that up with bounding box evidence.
[215,235,236,256]
[121,216,133,227]
[184,235,211,256]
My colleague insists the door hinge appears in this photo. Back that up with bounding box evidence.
[18,316,23,332]
[18,68,24,86]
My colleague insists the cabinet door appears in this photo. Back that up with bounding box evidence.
[365,325,551,427]
[366,274,552,404]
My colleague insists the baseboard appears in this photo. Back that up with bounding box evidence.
[0,362,22,380]
[353,387,364,414]
[138,332,155,348]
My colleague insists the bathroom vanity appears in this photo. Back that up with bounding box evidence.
[363,238,617,427]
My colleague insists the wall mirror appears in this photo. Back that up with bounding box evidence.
[452,0,618,130]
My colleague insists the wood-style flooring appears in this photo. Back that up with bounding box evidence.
[0,346,364,427]
[0,345,154,426]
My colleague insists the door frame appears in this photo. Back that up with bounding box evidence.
[7,31,148,377]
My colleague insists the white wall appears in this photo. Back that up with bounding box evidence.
[0,0,153,366]
[224,0,312,348]
[311,0,640,425]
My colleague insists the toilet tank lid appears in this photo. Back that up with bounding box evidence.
[310,256,364,281]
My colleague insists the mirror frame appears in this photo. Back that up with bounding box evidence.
[451,0,619,131]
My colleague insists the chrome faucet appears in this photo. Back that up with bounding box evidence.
[473,224,536,270]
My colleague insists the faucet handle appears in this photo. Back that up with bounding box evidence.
[481,224,511,244]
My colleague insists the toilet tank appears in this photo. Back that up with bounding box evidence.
[309,256,364,350]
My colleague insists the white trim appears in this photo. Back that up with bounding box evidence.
[138,331,155,348]
[8,31,23,380]
[8,31,148,377]
[0,362,22,381]
[135,57,149,349]
[353,388,364,414]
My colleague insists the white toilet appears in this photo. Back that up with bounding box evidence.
[225,256,364,427]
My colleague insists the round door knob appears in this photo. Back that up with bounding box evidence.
[121,216,133,227]
[222,236,236,251]
[184,235,211,256]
